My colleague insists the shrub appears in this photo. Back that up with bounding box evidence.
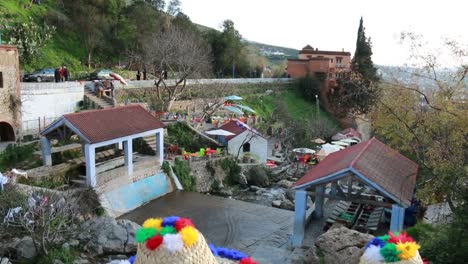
[295,74,321,102]
[172,158,196,191]
[36,247,75,264]
[0,143,36,171]
[218,158,241,186]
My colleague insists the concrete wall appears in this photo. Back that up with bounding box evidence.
[100,172,171,217]
[228,131,268,163]
[21,82,84,132]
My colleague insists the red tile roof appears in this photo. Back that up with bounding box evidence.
[218,120,247,141]
[293,137,418,206]
[62,105,164,143]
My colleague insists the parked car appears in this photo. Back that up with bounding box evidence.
[22,68,55,82]
[89,69,113,80]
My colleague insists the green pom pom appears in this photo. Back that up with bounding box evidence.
[136,227,157,243]
[378,234,390,242]
[380,243,401,262]
[159,226,177,236]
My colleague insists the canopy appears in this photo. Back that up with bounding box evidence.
[110,72,128,85]
[224,95,243,101]
[340,138,359,143]
[235,104,256,113]
[312,138,326,144]
[320,143,342,155]
[205,129,236,136]
[331,141,350,147]
[223,105,244,115]
[293,148,316,154]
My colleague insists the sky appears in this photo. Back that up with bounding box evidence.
[180,0,467,66]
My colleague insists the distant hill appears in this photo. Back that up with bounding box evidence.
[246,41,299,61]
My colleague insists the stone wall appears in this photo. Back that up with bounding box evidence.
[186,157,229,193]
[0,45,21,140]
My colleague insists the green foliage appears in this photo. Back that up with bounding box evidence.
[0,186,27,220]
[133,138,156,156]
[51,149,81,165]
[36,247,75,264]
[218,158,240,186]
[172,158,196,191]
[0,144,36,171]
[210,179,221,193]
[295,74,321,102]
[166,122,217,152]
[351,17,379,83]
[2,16,56,63]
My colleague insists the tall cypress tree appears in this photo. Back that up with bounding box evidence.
[351,17,379,82]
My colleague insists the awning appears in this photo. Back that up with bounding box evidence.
[205,129,236,136]
[223,106,244,115]
[224,95,243,101]
[331,141,350,147]
[320,143,342,155]
[235,104,256,113]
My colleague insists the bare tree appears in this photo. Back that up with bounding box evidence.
[138,26,212,111]
[197,83,230,125]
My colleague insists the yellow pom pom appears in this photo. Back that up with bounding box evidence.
[179,226,198,247]
[396,242,420,260]
[142,218,162,231]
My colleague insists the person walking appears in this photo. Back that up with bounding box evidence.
[143,69,147,80]
[136,70,141,80]
[54,68,60,83]
[63,66,69,81]
[59,66,65,82]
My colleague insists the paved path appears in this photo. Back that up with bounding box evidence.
[119,191,295,263]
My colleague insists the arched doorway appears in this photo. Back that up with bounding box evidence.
[0,122,15,142]
[243,142,251,152]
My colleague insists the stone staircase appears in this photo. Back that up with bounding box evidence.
[142,135,157,154]
[84,86,114,109]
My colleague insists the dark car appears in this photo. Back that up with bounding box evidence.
[22,68,55,82]
[89,69,113,80]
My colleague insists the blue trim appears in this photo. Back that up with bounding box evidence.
[293,168,351,190]
[349,167,408,207]
[292,190,308,247]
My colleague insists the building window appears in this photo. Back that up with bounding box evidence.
[336,57,343,65]
[331,59,333,63]
[243,142,251,152]
[0,72,3,88]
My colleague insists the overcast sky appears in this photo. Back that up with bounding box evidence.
[180,0,466,66]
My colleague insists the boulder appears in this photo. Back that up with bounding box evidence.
[279,200,295,211]
[218,188,233,197]
[249,185,261,192]
[285,189,296,201]
[78,217,141,255]
[0,258,12,264]
[290,246,320,264]
[277,179,294,189]
[315,227,373,264]
[246,166,270,187]
[272,200,282,208]
[237,173,248,185]
[15,237,38,261]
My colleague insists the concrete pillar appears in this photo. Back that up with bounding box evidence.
[330,182,338,196]
[292,190,308,247]
[40,136,52,166]
[123,139,133,176]
[314,185,325,218]
[156,130,164,164]
[84,144,96,187]
[390,204,405,232]
[117,142,123,150]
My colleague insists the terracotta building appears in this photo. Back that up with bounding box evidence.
[0,45,21,143]
[287,45,351,87]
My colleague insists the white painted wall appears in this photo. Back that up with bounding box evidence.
[227,130,268,163]
[21,82,84,131]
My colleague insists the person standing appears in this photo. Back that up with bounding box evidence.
[63,66,69,81]
[59,66,65,82]
[54,68,60,83]
[136,70,141,80]
[143,69,147,80]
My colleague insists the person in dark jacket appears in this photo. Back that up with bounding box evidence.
[54,68,60,82]
[63,66,69,81]
[136,70,141,80]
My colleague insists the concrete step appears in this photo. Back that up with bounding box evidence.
[78,175,87,180]
[70,179,87,187]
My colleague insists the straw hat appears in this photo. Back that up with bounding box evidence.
[359,231,426,264]
[123,216,257,264]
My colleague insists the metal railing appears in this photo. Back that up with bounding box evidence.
[22,116,59,136]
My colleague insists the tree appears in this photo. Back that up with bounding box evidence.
[139,26,212,110]
[351,17,379,83]
[166,0,181,16]
[145,0,165,11]
[197,83,231,125]
[371,32,468,210]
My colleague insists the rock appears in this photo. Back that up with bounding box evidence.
[62,242,70,249]
[246,166,270,187]
[265,188,285,200]
[237,173,248,185]
[279,200,295,211]
[0,258,12,264]
[255,188,266,195]
[78,217,141,255]
[285,189,296,201]
[218,188,233,197]
[315,227,374,264]
[15,237,38,261]
[272,200,282,208]
[73,259,90,264]
[249,185,261,192]
[290,246,320,264]
[277,179,294,189]
[69,239,80,247]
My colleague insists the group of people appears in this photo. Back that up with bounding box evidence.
[54,66,69,82]
[94,79,115,98]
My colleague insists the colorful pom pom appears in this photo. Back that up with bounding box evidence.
[388,231,414,244]
[128,255,135,264]
[396,242,420,260]
[365,237,386,249]
[174,217,195,231]
[362,245,385,262]
[145,234,163,250]
[159,226,177,236]
[163,233,184,252]
[179,226,198,247]
[240,257,258,264]
[142,218,162,231]
[378,234,390,242]
[162,216,180,226]
[380,243,401,262]
[135,227,157,243]
[209,243,219,256]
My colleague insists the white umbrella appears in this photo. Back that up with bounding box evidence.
[321,143,342,155]
[205,129,235,136]
[341,138,359,143]
[331,141,350,147]
[293,148,316,154]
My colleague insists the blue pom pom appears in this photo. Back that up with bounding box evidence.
[365,237,386,249]
[128,255,136,264]
[162,216,180,226]
[209,244,219,256]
